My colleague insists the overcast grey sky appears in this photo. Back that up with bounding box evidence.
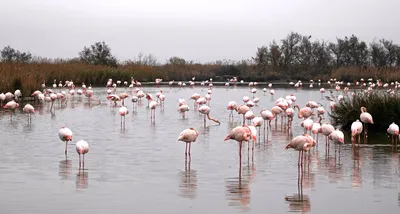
[0,0,398,63]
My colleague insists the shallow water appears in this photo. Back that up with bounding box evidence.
[0,86,399,214]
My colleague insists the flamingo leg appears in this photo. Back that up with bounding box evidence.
[79,154,81,169]
[298,150,301,168]
[82,154,85,169]
[185,142,188,156]
[188,143,191,157]
[239,142,242,176]
[65,141,68,155]
[204,114,206,127]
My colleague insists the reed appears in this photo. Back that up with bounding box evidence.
[331,67,400,82]
[329,90,400,133]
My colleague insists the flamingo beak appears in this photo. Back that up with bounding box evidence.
[224,135,231,141]
[395,131,399,135]
[340,138,344,143]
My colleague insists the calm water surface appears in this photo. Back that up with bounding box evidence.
[0,86,399,214]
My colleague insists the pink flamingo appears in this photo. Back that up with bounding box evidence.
[119,106,129,125]
[360,107,373,141]
[177,128,199,158]
[252,116,263,141]
[22,104,35,123]
[224,125,257,175]
[76,140,89,169]
[3,100,19,121]
[294,105,313,119]
[227,101,238,121]
[178,104,190,118]
[198,105,220,127]
[328,129,344,158]
[119,93,129,106]
[149,100,157,122]
[59,127,73,155]
[301,118,314,134]
[351,120,363,147]
[285,134,314,167]
[320,122,335,154]
[387,122,399,151]
[236,105,250,126]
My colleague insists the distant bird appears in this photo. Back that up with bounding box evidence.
[76,140,89,169]
[285,134,314,167]
[351,120,363,147]
[59,127,73,155]
[177,128,199,158]
[198,105,220,127]
[22,104,35,123]
[387,122,399,150]
[360,107,373,140]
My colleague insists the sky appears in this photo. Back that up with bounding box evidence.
[0,0,398,63]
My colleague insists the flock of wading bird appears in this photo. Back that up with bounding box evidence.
[0,77,399,183]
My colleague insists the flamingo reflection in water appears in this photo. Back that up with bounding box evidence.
[285,170,311,213]
[58,158,72,181]
[225,160,255,212]
[178,160,197,199]
[75,170,89,190]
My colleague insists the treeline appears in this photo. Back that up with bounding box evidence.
[1,32,400,95]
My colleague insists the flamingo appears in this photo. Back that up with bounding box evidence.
[351,120,363,147]
[329,129,345,157]
[22,104,35,123]
[301,118,314,134]
[59,127,73,155]
[320,122,335,153]
[360,107,374,141]
[224,125,257,175]
[198,105,220,127]
[3,100,19,121]
[387,122,399,150]
[178,104,190,118]
[177,128,199,158]
[294,105,313,119]
[119,93,129,106]
[131,96,138,111]
[236,105,250,126]
[227,101,238,121]
[260,109,274,133]
[119,106,129,125]
[149,100,157,122]
[285,134,314,167]
[76,140,89,169]
[252,116,263,141]
[244,111,255,124]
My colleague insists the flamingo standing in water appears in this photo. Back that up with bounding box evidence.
[387,122,399,151]
[22,104,35,123]
[329,129,345,158]
[119,106,129,125]
[149,100,158,122]
[285,134,314,168]
[59,127,73,155]
[177,128,199,158]
[76,140,89,169]
[3,100,19,121]
[360,107,373,141]
[294,105,313,119]
[198,105,220,127]
[224,125,257,175]
[178,104,190,118]
[320,122,335,153]
[227,101,238,121]
[351,120,363,147]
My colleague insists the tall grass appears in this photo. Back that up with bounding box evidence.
[329,90,400,133]
[331,67,400,82]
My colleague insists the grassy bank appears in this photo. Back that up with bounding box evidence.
[329,90,400,133]
[1,62,399,97]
